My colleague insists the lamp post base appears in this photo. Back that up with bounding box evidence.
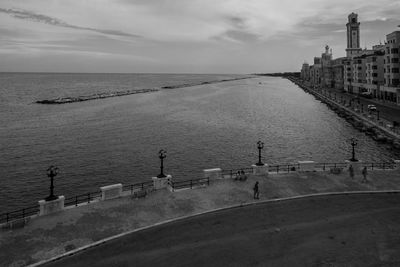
[252,164,269,176]
[345,160,363,172]
[38,195,65,216]
[152,175,172,191]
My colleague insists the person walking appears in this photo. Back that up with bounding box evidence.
[253,181,259,199]
[362,166,368,183]
[349,165,354,179]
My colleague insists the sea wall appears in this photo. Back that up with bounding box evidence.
[287,77,400,149]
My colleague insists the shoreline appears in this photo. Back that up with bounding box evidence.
[287,76,400,149]
[35,76,252,105]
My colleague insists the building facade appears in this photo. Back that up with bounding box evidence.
[301,12,400,105]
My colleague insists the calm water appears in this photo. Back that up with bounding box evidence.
[0,73,398,212]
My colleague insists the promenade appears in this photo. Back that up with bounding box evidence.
[1,169,400,266]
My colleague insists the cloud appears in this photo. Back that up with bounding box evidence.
[0,8,141,38]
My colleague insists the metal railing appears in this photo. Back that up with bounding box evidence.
[122,181,154,195]
[0,205,39,224]
[171,177,210,190]
[64,191,102,207]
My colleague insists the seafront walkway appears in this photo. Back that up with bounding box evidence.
[1,168,400,266]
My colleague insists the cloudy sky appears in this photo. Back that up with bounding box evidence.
[0,0,400,73]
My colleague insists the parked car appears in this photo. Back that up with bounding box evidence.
[368,104,377,111]
[360,92,373,99]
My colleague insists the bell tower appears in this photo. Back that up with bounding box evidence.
[346,13,362,57]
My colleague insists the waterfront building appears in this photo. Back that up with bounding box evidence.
[300,62,310,81]
[310,57,322,87]
[321,45,333,88]
[380,31,400,104]
[365,47,385,98]
[332,57,347,90]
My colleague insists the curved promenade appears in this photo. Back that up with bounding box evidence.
[41,192,400,267]
[2,169,400,266]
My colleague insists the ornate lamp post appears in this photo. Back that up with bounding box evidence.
[45,165,59,201]
[349,138,358,162]
[256,141,264,166]
[157,149,167,178]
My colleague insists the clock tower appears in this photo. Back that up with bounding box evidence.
[346,13,362,57]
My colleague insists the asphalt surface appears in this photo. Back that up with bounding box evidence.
[322,87,400,124]
[42,192,400,267]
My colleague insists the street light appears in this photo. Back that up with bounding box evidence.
[256,141,264,166]
[45,165,59,201]
[349,138,358,162]
[157,149,167,178]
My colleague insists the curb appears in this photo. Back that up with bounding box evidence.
[29,190,400,266]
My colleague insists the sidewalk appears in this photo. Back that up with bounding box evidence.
[2,169,400,267]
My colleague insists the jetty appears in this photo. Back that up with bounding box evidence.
[36,77,253,105]
[36,88,159,104]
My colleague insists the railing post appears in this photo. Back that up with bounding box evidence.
[372,163,374,170]
[334,163,337,168]
[22,208,25,219]
[230,170,233,179]
[75,196,78,207]
[323,163,325,171]
[207,177,210,186]
[190,180,192,189]
[383,163,385,169]
[131,184,133,195]
[88,193,90,203]
[141,183,144,190]
[287,165,289,173]
[6,213,9,223]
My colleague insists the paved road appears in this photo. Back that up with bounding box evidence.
[322,87,400,123]
[42,193,400,267]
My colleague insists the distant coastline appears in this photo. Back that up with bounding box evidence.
[36,76,252,104]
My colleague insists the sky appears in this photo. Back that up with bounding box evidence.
[0,0,400,74]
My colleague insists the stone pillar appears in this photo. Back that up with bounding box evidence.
[203,168,222,179]
[38,196,65,216]
[152,175,172,190]
[394,160,400,169]
[298,161,316,172]
[100,184,122,201]
[252,164,269,176]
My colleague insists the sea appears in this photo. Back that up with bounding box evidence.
[1,73,399,212]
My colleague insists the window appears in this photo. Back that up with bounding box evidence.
[387,48,390,54]
[372,73,378,77]
[358,79,362,83]
[372,65,378,70]
[392,58,399,63]
[372,57,376,62]
[373,81,378,85]
[357,60,362,64]
[357,67,362,70]
[393,79,400,86]
[392,48,399,54]
[392,68,399,73]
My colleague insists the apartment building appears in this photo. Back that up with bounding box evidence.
[381,31,400,103]
[332,57,346,90]
[365,48,385,97]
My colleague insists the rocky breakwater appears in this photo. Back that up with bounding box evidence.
[287,77,400,150]
[36,88,159,104]
[161,77,251,89]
